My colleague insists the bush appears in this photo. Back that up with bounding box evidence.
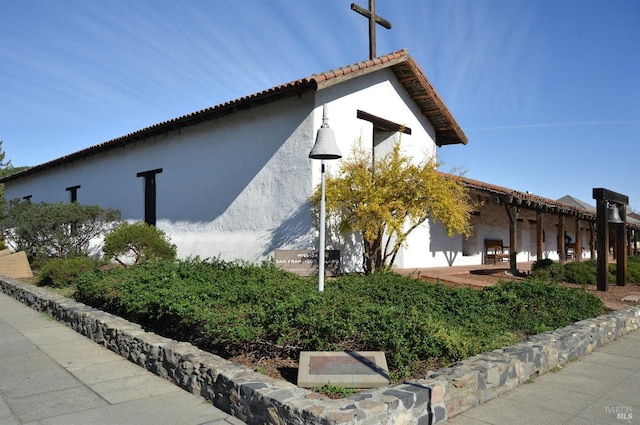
[1,200,121,263]
[530,259,565,283]
[102,221,177,266]
[482,279,606,334]
[626,255,640,283]
[38,256,104,288]
[74,259,608,380]
[609,255,640,284]
[563,260,597,285]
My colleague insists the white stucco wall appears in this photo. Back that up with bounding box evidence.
[423,201,596,268]
[312,69,439,270]
[6,93,318,263]
[5,68,447,272]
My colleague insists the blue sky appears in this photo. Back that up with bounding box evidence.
[1,0,639,210]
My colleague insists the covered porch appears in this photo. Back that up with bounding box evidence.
[436,175,640,272]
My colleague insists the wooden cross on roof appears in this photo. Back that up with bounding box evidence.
[351,0,392,60]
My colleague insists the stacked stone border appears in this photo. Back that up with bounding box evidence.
[1,275,639,424]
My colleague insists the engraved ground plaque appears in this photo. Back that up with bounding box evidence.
[297,351,390,388]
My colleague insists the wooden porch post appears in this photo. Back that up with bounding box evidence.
[574,218,581,261]
[505,205,519,272]
[558,214,566,265]
[536,211,544,261]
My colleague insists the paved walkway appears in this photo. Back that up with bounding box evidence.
[447,328,640,425]
[0,291,245,425]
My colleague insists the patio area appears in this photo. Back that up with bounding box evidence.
[396,261,640,310]
[396,261,534,288]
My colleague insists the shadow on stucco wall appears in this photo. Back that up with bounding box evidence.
[263,203,314,256]
[263,202,364,274]
[428,218,465,266]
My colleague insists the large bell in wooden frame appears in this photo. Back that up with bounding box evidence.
[607,204,624,224]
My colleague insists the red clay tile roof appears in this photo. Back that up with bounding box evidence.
[1,49,466,184]
[444,172,601,221]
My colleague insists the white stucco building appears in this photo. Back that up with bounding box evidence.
[2,50,471,272]
[5,50,636,271]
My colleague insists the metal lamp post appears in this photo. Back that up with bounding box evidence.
[309,104,342,292]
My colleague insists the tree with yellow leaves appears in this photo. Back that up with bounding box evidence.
[312,139,474,274]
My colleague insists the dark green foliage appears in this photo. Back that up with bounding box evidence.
[530,259,565,283]
[531,255,640,285]
[563,260,597,285]
[38,256,104,288]
[628,255,640,283]
[530,258,555,272]
[75,258,608,380]
[312,383,358,398]
[102,221,177,266]
[481,279,605,334]
[2,200,121,263]
[610,255,640,284]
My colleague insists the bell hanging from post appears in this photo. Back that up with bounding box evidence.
[607,204,623,224]
[309,104,342,160]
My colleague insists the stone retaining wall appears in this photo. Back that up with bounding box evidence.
[2,276,639,424]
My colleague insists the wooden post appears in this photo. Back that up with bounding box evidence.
[596,198,609,291]
[574,218,581,261]
[558,214,566,265]
[593,188,628,291]
[536,211,544,261]
[616,204,627,286]
[505,205,519,272]
[589,221,596,259]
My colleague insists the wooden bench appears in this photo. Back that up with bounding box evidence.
[484,239,510,264]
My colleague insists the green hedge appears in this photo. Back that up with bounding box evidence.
[75,258,608,380]
[532,255,640,285]
[38,256,104,288]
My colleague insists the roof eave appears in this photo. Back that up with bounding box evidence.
[393,57,468,147]
[312,50,468,147]
[2,50,468,182]
[0,79,317,184]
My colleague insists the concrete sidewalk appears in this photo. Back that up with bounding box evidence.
[447,328,640,425]
[0,291,245,425]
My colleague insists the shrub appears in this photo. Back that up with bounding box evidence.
[530,259,565,283]
[38,256,103,288]
[563,260,597,285]
[609,255,640,284]
[626,255,640,283]
[483,279,607,335]
[1,200,121,263]
[102,221,177,266]
[74,259,608,381]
